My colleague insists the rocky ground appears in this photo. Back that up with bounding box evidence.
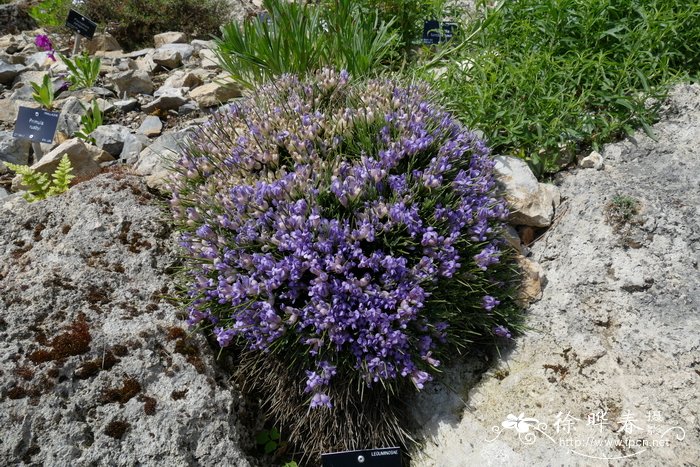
[411,84,700,467]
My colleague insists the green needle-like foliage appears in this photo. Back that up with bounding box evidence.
[214,0,399,88]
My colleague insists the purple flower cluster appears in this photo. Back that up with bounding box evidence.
[168,69,511,407]
[34,34,56,62]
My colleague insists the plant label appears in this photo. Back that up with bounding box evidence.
[65,9,97,39]
[13,107,60,144]
[321,447,401,467]
[422,20,458,44]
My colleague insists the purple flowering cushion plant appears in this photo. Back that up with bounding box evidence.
[167,69,522,457]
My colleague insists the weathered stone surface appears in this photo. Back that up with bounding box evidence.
[27,139,109,183]
[198,48,219,69]
[85,33,122,55]
[189,81,241,108]
[135,131,189,188]
[579,150,604,170]
[0,59,22,84]
[0,130,31,165]
[91,125,131,157]
[113,98,138,112]
[161,70,203,90]
[493,155,559,227]
[154,31,187,48]
[110,70,154,97]
[412,84,700,467]
[120,133,149,164]
[151,49,182,69]
[158,43,194,61]
[0,174,254,467]
[138,116,163,137]
[141,88,188,113]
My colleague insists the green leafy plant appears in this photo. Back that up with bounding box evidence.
[255,427,284,455]
[59,52,102,90]
[4,154,75,202]
[74,100,104,144]
[331,0,450,52]
[30,74,56,110]
[28,0,73,28]
[424,0,700,174]
[214,0,399,88]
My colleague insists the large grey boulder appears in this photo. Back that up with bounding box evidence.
[493,155,560,227]
[0,174,254,466]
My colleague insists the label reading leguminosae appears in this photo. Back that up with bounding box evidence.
[322,447,402,467]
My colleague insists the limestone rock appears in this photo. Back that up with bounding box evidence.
[91,125,131,158]
[198,48,219,69]
[141,88,189,113]
[579,150,604,170]
[113,98,138,112]
[516,255,544,305]
[120,133,149,164]
[27,139,110,184]
[0,59,22,85]
[189,81,241,108]
[158,43,194,61]
[493,155,559,227]
[151,49,182,70]
[154,31,187,48]
[0,130,31,165]
[0,174,253,466]
[161,70,203,90]
[135,131,189,188]
[138,116,163,137]
[110,70,154,97]
[85,33,122,55]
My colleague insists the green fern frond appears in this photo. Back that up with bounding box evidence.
[4,154,75,202]
[48,154,75,195]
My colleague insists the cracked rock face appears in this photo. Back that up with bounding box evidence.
[411,84,700,466]
[0,174,254,466]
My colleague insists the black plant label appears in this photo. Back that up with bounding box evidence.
[66,9,97,39]
[13,107,60,144]
[422,20,458,44]
[322,447,402,467]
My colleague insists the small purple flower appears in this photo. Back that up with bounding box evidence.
[310,392,332,409]
[34,34,52,50]
[482,295,500,311]
[493,325,512,339]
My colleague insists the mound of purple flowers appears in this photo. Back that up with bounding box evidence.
[167,69,515,408]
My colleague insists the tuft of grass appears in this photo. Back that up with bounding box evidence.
[424,0,700,176]
[605,193,640,225]
[214,0,399,88]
